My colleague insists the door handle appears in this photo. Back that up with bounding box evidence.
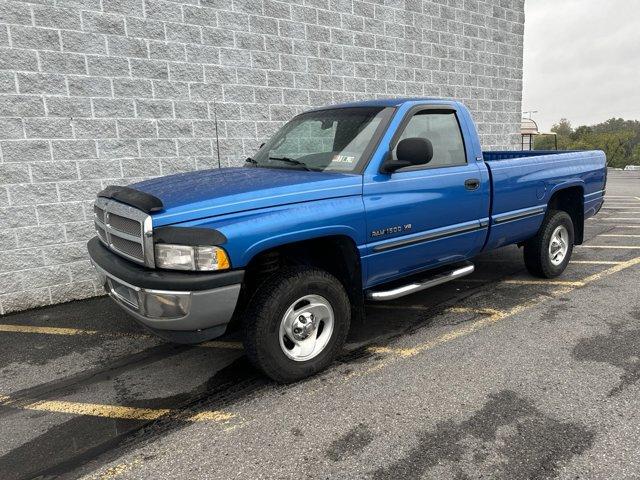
[464,178,480,191]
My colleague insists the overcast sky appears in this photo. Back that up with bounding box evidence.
[522,0,640,130]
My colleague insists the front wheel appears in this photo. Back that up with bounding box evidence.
[523,209,574,278]
[242,267,351,383]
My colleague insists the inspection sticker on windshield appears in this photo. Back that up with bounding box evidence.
[332,154,355,164]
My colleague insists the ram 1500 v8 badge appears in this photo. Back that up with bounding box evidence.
[88,98,606,382]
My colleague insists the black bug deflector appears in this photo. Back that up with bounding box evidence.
[98,185,164,214]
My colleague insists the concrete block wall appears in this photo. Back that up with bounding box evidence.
[0,0,525,314]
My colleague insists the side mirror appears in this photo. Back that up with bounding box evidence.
[381,137,433,173]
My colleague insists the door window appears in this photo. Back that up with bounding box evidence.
[394,111,467,168]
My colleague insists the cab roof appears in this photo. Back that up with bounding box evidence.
[310,97,453,111]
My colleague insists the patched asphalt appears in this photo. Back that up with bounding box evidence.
[0,171,639,479]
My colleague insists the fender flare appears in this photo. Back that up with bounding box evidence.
[547,180,585,201]
[241,225,361,266]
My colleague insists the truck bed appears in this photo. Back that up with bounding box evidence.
[481,150,607,251]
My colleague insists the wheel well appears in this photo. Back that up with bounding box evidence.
[231,236,364,329]
[548,186,584,244]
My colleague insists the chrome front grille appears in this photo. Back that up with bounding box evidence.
[110,235,144,259]
[108,213,142,237]
[93,205,105,223]
[94,197,154,267]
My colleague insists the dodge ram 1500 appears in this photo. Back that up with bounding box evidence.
[88,98,606,382]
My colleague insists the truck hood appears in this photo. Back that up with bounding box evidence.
[132,167,362,227]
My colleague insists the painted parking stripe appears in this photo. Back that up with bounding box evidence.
[365,257,640,359]
[602,207,640,210]
[579,245,640,249]
[600,234,640,238]
[570,260,624,265]
[477,259,622,266]
[0,324,108,336]
[0,324,243,349]
[0,324,156,339]
[0,395,236,423]
[456,278,584,286]
[585,225,640,229]
[199,340,243,349]
[368,304,430,311]
[593,218,640,221]
[446,307,505,316]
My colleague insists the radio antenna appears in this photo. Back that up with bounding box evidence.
[212,98,221,169]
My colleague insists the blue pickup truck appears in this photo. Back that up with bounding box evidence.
[88,98,606,382]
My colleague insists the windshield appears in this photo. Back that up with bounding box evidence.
[250,107,390,173]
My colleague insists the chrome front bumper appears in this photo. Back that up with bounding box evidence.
[92,262,241,335]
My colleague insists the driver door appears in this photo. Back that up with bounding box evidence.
[362,107,489,288]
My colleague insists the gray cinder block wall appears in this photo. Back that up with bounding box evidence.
[0,0,525,314]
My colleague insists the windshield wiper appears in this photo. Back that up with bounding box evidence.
[245,157,258,166]
[268,156,311,171]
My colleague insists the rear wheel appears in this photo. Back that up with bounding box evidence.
[523,210,574,278]
[242,267,350,383]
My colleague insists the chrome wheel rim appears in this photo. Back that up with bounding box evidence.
[549,225,569,266]
[279,294,334,362]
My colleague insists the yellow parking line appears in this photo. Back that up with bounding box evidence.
[456,278,584,286]
[600,234,640,238]
[200,340,243,350]
[0,324,109,336]
[579,245,640,249]
[571,260,623,265]
[446,306,505,316]
[477,259,621,266]
[597,218,640,221]
[0,323,243,350]
[577,256,640,283]
[366,256,640,359]
[368,304,429,311]
[504,279,583,286]
[0,396,236,423]
[96,460,143,480]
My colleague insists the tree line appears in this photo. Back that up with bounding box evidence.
[533,118,640,168]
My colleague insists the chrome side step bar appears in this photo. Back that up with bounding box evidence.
[365,263,475,301]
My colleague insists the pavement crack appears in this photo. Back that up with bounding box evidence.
[0,343,191,417]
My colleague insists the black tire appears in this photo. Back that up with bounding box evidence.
[523,209,574,278]
[242,266,351,383]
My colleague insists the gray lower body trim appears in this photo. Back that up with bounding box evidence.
[92,262,241,339]
[373,222,486,253]
[493,206,546,225]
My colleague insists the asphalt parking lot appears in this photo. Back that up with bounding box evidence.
[1,170,639,480]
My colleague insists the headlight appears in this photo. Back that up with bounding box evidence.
[154,244,230,271]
